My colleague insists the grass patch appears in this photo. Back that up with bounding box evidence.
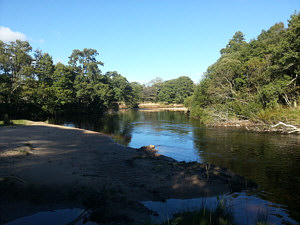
[140,199,275,225]
[161,200,235,225]
[0,119,29,126]
[18,150,31,155]
[252,106,300,125]
[12,120,29,125]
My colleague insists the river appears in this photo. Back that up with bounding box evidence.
[49,110,300,224]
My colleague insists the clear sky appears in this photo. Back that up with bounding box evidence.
[0,0,299,84]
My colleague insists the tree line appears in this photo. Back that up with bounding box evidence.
[139,76,194,103]
[0,42,194,119]
[0,43,142,118]
[1,12,298,123]
[185,12,300,124]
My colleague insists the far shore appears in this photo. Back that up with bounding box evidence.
[0,121,255,224]
[118,102,189,111]
[138,107,188,112]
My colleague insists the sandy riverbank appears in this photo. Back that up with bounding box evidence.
[0,122,255,224]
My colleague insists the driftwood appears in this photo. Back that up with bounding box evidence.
[271,122,300,134]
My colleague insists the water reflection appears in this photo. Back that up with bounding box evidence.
[193,127,300,221]
[5,208,97,225]
[50,110,300,223]
[142,192,297,225]
[50,110,141,146]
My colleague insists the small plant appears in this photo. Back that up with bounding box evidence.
[161,200,236,225]
[19,150,31,155]
[205,163,210,180]
[2,114,13,126]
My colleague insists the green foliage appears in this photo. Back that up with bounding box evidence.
[0,40,33,105]
[220,31,247,55]
[131,81,144,106]
[107,71,137,107]
[0,43,142,117]
[2,114,13,126]
[189,106,212,123]
[158,76,194,104]
[34,50,55,84]
[142,76,194,104]
[2,12,299,121]
[253,106,300,124]
[188,12,300,125]
[142,77,163,102]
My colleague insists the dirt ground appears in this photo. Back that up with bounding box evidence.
[0,122,255,224]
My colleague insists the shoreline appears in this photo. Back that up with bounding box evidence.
[207,120,300,134]
[0,122,256,224]
[118,102,189,111]
[137,107,188,112]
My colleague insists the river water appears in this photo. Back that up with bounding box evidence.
[49,110,300,224]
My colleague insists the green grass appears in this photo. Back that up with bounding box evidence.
[12,120,29,125]
[0,119,29,126]
[253,106,300,125]
[161,202,235,225]
[18,150,31,155]
[136,198,274,225]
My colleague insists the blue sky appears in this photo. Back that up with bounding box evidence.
[0,0,299,84]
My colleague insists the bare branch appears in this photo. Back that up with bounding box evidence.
[288,75,298,86]
[271,122,300,133]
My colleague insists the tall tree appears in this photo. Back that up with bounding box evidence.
[68,48,107,112]
[34,50,55,84]
[0,40,33,104]
[220,31,247,55]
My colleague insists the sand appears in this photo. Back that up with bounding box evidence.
[0,122,255,224]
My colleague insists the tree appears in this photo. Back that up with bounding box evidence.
[106,71,136,107]
[68,48,108,112]
[220,31,247,55]
[34,50,55,84]
[131,82,144,103]
[188,13,300,123]
[157,76,194,104]
[52,63,75,106]
[0,40,33,104]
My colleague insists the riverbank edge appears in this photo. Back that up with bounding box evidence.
[206,120,300,134]
[0,121,257,224]
[118,102,188,111]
